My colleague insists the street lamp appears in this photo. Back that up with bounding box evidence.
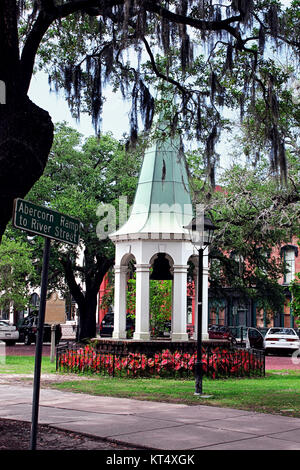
[185,215,216,395]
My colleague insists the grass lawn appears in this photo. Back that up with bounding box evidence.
[1,355,300,418]
[0,355,57,375]
[52,371,300,417]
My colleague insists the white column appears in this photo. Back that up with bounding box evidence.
[133,264,151,340]
[171,265,189,341]
[112,265,127,339]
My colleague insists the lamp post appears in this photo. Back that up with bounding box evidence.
[185,215,216,395]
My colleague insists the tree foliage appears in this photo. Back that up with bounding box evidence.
[290,239,300,324]
[1,0,300,332]
[127,275,172,337]
[1,1,299,242]
[188,152,300,316]
[26,0,299,180]
[0,233,37,311]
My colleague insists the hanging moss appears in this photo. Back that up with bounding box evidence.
[224,43,233,73]
[266,4,279,38]
[91,57,103,134]
[19,0,296,186]
[231,0,254,22]
[139,79,154,131]
[258,25,266,53]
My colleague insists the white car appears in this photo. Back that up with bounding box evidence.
[0,320,19,345]
[264,327,300,355]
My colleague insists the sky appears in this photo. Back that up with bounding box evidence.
[29,71,130,140]
[28,70,236,176]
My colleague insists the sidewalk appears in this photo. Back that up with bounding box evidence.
[1,382,300,450]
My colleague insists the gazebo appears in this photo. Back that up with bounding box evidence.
[109,114,209,342]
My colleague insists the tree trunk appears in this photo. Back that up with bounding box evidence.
[0,0,54,240]
[77,293,98,342]
[61,254,113,342]
[0,99,54,239]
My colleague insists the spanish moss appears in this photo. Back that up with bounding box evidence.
[21,0,298,185]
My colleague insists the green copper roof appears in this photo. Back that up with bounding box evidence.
[110,117,193,240]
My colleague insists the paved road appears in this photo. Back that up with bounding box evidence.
[5,344,51,356]
[5,342,75,356]
[265,354,300,370]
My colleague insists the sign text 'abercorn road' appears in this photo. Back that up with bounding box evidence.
[13,199,80,245]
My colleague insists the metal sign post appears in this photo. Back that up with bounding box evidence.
[30,237,51,450]
[12,199,80,450]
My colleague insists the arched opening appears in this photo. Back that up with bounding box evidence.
[109,253,137,339]
[117,253,136,338]
[149,253,174,338]
[125,257,136,338]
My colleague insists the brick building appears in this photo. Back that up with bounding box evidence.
[208,236,299,330]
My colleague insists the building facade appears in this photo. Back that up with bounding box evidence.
[208,236,299,330]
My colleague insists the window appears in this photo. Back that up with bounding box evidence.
[283,249,295,284]
[230,251,244,275]
[30,293,40,307]
[28,293,40,315]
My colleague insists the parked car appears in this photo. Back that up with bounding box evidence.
[18,315,62,345]
[0,320,19,345]
[264,327,300,355]
[208,325,237,344]
[151,320,171,338]
[99,313,114,337]
[246,327,265,350]
[99,313,135,338]
[246,327,300,355]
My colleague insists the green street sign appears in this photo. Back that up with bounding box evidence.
[13,199,80,245]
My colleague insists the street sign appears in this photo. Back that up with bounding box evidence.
[13,198,80,245]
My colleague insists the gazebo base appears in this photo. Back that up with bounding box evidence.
[91,337,231,355]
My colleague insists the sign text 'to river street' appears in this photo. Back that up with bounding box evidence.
[13,199,80,246]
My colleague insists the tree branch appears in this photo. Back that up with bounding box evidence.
[143,1,242,35]
[21,11,55,94]
[20,0,123,94]
[141,36,187,95]
[60,255,85,307]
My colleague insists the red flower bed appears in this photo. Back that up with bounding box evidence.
[57,345,264,379]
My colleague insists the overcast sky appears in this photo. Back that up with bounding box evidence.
[29,71,130,139]
[28,0,295,175]
[27,70,245,177]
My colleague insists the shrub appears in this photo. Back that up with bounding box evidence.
[57,345,264,379]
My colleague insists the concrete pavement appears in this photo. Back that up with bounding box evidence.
[1,383,300,450]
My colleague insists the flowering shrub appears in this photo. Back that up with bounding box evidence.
[57,345,264,379]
